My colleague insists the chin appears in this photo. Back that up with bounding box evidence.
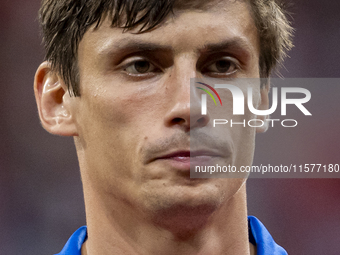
[140,178,245,232]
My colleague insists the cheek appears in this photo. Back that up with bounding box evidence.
[75,87,160,189]
[75,80,175,198]
[81,88,157,131]
[224,84,258,166]
[233,97,258,167]
[75,80,170,171]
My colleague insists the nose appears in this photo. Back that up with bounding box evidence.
[163,65,210,132]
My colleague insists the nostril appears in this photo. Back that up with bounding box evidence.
[171,117,185,125]
[197,117,206,125]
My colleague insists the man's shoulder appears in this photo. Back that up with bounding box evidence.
[55,217,287,255]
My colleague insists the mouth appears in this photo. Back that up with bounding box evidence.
[151,150,223,171]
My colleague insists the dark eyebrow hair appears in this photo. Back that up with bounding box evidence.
[97,37,254,66]
[201,38,253,54]
[99,37,252,54]
[98,39,173,56]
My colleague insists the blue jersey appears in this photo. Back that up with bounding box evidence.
[55,216,287,255]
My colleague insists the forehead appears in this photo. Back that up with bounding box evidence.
[78,0,258,67]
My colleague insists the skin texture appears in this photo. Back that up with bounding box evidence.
[34,0,269,254]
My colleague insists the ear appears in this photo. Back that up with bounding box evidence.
[34,62,78,136]
[256,83,270,133]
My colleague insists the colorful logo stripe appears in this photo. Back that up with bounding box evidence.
[196,87,217,105]
[196,82,223,106]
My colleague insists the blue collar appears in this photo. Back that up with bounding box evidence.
[56,216,287,255]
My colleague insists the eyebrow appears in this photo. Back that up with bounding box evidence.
[98,37,253,60]
[98,39,173,56]
[201,38,253,55]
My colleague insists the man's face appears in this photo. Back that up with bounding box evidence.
[72,0,261,219]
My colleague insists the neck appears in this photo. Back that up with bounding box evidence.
[81,185,252,255]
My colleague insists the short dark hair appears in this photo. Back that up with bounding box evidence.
[39,0,293,96]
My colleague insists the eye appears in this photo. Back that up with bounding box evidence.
[202,58,238,76]
[124,59,160,75]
